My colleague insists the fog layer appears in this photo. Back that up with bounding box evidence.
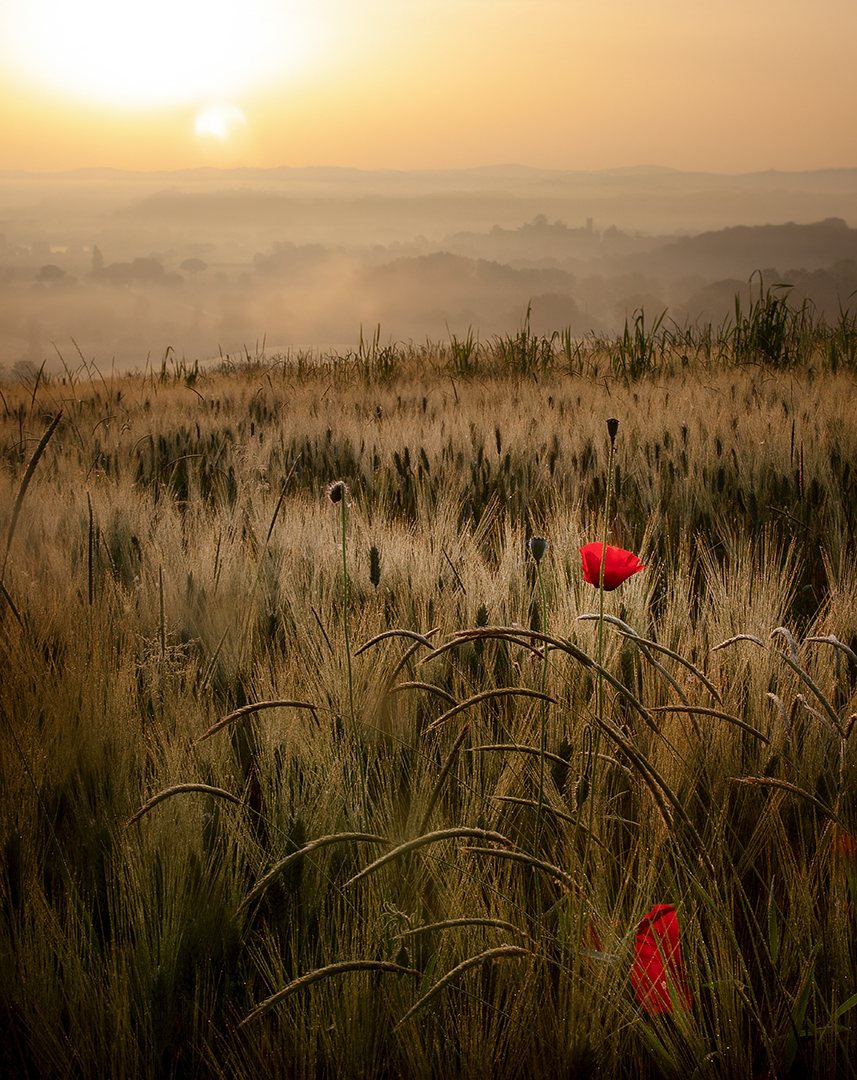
[3,165,857,374]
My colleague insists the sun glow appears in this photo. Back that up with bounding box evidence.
[2,0,321,108]
[194,105,248,141]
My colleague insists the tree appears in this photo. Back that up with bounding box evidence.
[180,257,208,280]
[12,359,39,381]
[35,264,66,284]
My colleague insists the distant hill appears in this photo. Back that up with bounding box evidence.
[110,170,857,240]
[355,252,608,339]
[4,166,857,368]
[618,218,857,279]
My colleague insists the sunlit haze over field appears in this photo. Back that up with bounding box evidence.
[2,0,856,173]
[4,6,857,1076]
[3,0,857,373]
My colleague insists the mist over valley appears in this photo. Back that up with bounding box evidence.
[3,164,857,374]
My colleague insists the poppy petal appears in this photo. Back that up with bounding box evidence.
[631,904,691,1015]
[580,543,645,591]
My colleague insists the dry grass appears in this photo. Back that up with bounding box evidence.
[1,339,857,1078]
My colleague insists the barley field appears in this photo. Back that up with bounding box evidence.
[2,308,857,1078]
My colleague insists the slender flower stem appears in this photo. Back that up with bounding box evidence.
[336,485,368,825]
[597,440,617,719]
[586,421,618,878]
[526,534,550,925]
[535,556,549,853]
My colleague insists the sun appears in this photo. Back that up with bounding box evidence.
[195,105,248,141]
[2,0,321,109]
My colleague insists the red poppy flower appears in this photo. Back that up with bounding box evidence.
[580,542,645,591]
[632,904,691,1015]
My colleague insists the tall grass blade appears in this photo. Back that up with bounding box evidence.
[1,409,63,584]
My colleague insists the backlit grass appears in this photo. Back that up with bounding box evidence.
[2,314,857,1078]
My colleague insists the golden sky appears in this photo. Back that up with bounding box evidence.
[2,0,856,174]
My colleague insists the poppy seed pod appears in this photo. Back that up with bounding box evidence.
[528,536,548,563]
[607,417,619,443]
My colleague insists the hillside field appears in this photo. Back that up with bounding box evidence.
[2,319,857,1078]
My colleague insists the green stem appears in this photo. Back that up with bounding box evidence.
[584,426,617,883]
[535,560,549,854]
[597,440,616,717]
[341,493,368,825]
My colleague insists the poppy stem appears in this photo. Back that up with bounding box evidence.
[586,420,618,877]
[597,429,617,714]
[535,558,549,855]
[340,491,368,825]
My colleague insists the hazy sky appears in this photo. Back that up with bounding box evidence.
[2,0,856,174]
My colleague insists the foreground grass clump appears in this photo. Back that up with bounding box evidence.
[2,330,857,1078]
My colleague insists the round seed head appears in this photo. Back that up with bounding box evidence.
[528,536,548,563]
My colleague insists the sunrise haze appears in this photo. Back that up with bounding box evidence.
[5,0,857,371]
[2,0,856,174]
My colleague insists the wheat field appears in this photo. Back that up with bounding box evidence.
[2,319,857,1078]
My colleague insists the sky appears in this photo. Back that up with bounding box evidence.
[1,0,856,175]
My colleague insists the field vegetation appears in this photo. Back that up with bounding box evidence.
[2,296,857,1078]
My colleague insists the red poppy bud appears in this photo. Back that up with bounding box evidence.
[579,542,645,591]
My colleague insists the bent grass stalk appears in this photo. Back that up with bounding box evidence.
[429,624,714,864]
[462,846,579,892]
[125,783,242,827]
[238,832,390,913]
[193,699,319,745]
[5,354,857,1075]
[443,628,653,728]
[714,631,845,736]
[577,611,722,706]
[422,687,557,734]
[490,794,608,851]
[398,917,531,941]
[342,827,514,889]
[393,945,532,1031]
[240,960,423,1027]
[386,681,459,708]
[651,704,769,744]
